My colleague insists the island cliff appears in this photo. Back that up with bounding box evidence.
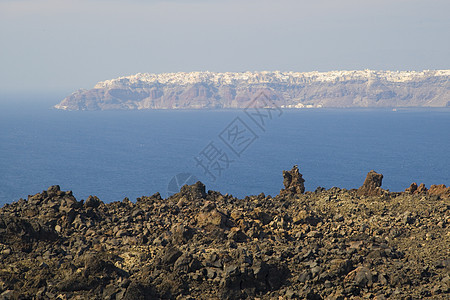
[54,70,450,110]
[0,168,449,299]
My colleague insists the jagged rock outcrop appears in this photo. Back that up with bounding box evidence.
[54,70,450,110]
[357,170,384,196]
[280,165,305,195]
[0,169,449,299]
[416,183,428,194]
[405,182,419,194]
[407,183,449,199]
[176,181,207,201]
[429,184,450,199]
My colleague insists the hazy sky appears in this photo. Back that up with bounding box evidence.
[0,0,449,94]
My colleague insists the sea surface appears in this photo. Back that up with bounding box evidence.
[1,96,449,205]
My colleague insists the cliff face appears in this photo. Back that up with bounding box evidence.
[54,70,450,110]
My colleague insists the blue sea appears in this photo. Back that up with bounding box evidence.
[1,95,449,205]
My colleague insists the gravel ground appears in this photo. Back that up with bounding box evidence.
[0,167,448,299]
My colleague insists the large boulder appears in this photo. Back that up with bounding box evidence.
[173,181,207,201]
[357,170,384,196]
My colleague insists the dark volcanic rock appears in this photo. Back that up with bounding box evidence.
[407,183,450,199]
[429,184,450,199]
[0,168,449,299]
[405,182,418,193]
[174,181,207,201]
[416,182,428,194]
[84,195,102,208]
[280,165,305,195]
[357,170,384,196]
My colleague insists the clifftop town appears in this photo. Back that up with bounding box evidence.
[55,70,450,110]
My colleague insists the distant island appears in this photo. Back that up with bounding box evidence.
[54,70,450,110]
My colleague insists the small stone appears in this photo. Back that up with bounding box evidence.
[196,209,228,228]
[115,229,130,237]
[306,231,322,238]
[345,266,373,287]
[311,266,322,277]
[1,290,16,298]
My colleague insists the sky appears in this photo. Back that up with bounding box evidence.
[0,0,449,95]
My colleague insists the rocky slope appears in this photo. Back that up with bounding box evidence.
[0,167,449,299]
[54,70,450,110]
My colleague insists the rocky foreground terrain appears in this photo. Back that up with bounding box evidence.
[54,70,450,110]
[0,167,449,299]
